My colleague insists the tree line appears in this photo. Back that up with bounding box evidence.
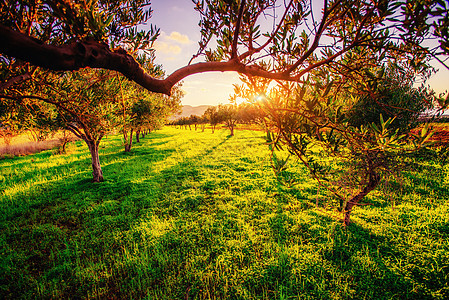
[170,102,264,136]
[1,59,182,182]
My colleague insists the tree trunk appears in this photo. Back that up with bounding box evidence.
[136,129,140,143]
[86,140,103,182]
[124,128,133,152]
[141,131,145,138]
[344,170,380,226]
[230,125,234,136]
[61,139,68,153]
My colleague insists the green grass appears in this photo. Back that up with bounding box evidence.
[1,126,448,299]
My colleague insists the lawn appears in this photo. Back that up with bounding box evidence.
[1,126,448,299]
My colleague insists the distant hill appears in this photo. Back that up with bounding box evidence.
[170,105,213,120]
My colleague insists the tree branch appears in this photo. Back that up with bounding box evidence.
[231,0,246,59]
[66,123,84,140]
[1,23,305,95]
[239,0,294,61]
[0,24,171,95]
[165,59,308,86]
[0,72,32,90]
[285,0,346,74]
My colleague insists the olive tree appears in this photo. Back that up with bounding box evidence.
[202,106,221,134]
[235,60,436,225]
[217,104,239,136]
[45,69,120,182]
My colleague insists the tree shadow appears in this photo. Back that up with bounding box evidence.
[317,220,435,298]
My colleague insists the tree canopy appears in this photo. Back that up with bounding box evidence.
[1,0,448,96]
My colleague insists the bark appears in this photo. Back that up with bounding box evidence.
[86,140,103,182]
[344,170,380,226]
[0,72,32,90]
[136,129,140,143]
[141,131,145,138]
[228,122,235,136]
[61,139,69,153]
[124,129,133,152]
[0,25,171,95]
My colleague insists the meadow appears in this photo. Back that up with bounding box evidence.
[0,126,448,299]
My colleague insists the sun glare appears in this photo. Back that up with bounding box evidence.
[254,94,266,103]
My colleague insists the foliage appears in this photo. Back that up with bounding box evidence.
[238,102,265,124]
[1,0,447,94]
[345,64,434,133]
[0,0,158,46]
[203,106,221,133]
[235,60,436,225]
[0,127,448,299]
[116,65,182,152]
[216,104,239,136]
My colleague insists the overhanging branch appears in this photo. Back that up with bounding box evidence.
[0,72,32,90]
[1,24,306,95]
[0,24,171,95]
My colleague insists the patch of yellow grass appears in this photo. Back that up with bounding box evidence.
[0,140,60,157]
[0,130,79,157]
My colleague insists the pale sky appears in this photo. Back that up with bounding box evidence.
[149,0,449,106]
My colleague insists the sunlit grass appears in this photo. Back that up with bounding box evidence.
[0,126,448,299]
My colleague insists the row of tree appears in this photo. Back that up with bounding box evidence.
[1,57,182,182]
[170,103,263,135]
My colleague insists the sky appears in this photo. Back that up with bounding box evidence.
[148,0,449,107]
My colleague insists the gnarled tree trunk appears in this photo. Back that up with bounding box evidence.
[136,129,140,143]
[229,124,235,136]
[86,140,103,182]
[344,169,380,226]
[124,128,133,152]
[67,125,104,182]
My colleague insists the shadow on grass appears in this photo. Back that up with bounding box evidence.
[1,128,218,230]
[316,218,446,299]
[0,143,177,219]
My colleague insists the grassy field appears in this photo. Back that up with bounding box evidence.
[1,126,448,299]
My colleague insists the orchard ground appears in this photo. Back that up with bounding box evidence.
[0,126,448,299]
